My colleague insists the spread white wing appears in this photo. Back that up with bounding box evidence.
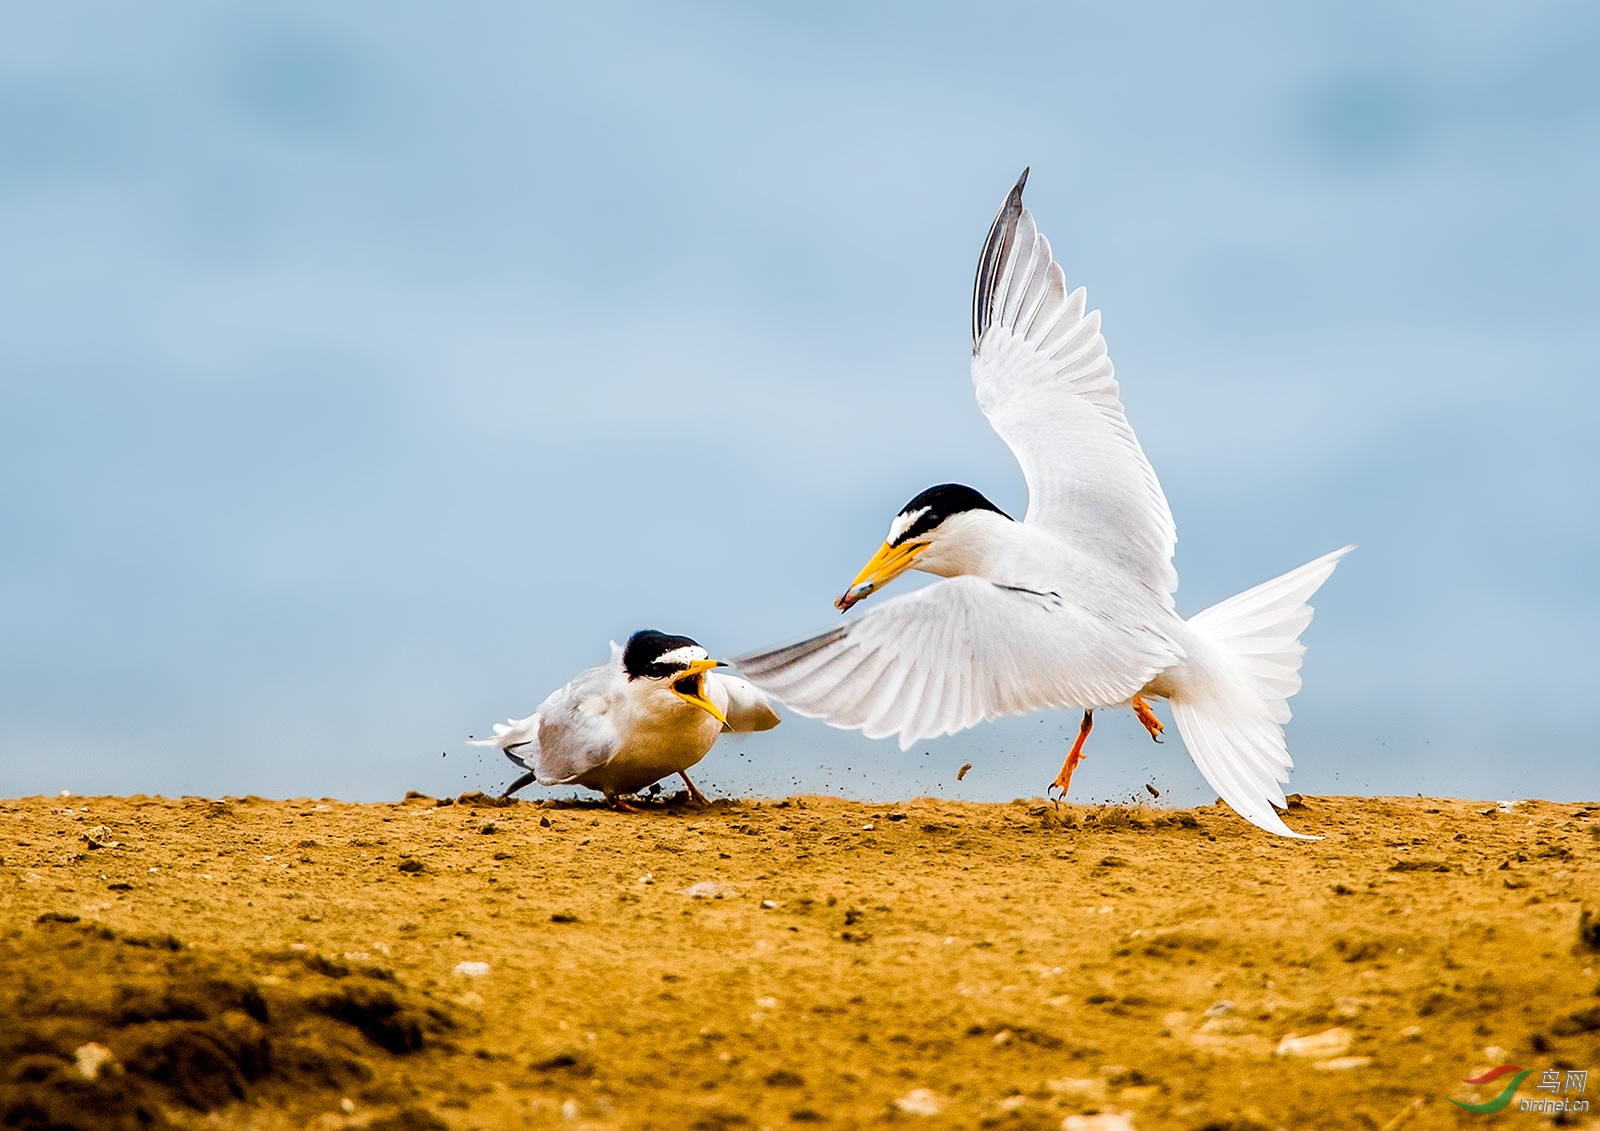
[972,170,1177,603]
[733,577,1175,750]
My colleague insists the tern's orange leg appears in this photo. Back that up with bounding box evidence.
[679,771,710,806]
[607,795,640,813]
[1131,696,1164,743]
[1051,710,1094,795]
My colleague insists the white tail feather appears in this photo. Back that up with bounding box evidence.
[1171,546,1353,839]
[466,713,541,768]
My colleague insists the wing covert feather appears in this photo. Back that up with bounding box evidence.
[529,664,623,784]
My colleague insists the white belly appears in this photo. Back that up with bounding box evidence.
[576,698,724,796]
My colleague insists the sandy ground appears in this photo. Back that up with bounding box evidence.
[2,790,1598,1130]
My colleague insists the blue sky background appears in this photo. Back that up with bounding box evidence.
[1,3,1595,806]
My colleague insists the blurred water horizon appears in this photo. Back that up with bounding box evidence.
[2,3,1596,805]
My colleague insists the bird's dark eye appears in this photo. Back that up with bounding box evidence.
[892,512,941,546]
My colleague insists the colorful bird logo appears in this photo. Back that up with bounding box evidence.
[1450,1065,1536,1113]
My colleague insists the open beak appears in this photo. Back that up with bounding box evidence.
[835,541,928,612]
[671,658,729,727]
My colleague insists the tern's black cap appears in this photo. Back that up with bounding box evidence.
[623,630,706,680]
[891,484,1012,546]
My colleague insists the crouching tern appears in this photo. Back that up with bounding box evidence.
[733,170,1351,838]
[471,630,779,809]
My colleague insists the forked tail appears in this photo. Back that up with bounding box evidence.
[1170,546,1353,838]
[467,714,541,769]
[467,713,544,799]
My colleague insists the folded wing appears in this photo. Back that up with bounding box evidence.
[470,662,622,786]
[733,576,1175,750]
[710,673,782,733]
[972,170,1177,603]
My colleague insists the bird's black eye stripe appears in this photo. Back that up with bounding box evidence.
[890,484,1012,545]
[892,510,942,547]
[623,629,704,681]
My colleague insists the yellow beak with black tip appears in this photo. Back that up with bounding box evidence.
[670,657,729,727]
[835,540,929,611]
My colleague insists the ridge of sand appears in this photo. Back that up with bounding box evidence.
[2,792,1597,1129]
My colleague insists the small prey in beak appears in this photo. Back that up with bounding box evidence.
[836,540,928,612]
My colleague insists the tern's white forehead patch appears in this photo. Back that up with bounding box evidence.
[888,506,931,544]
[655,644,708,669]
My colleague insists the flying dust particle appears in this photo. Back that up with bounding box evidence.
[957,763,972,781]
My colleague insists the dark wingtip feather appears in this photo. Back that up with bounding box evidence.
[972,168,1031,351]
[730,624,851,677]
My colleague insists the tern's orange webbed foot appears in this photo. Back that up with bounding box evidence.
[1132,696,1164,743]
[1050,710,1094,796]
[679,771,710,806]
[608,795,641,813]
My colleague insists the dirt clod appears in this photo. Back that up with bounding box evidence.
[1579,907,1600,952]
